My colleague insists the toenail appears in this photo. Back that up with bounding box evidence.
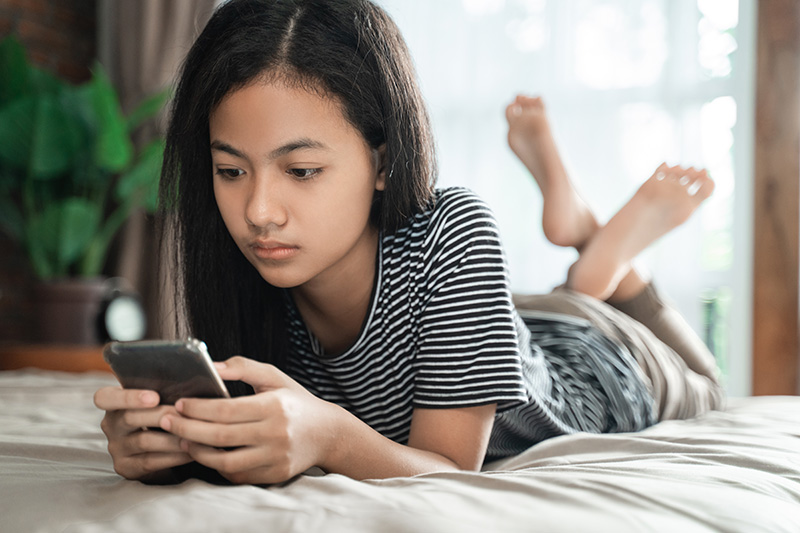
[687,182,701,196]
[679,175,690,185]
[512,105,522,116]
[655,172,666,181]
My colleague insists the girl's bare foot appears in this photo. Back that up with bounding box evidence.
[506,95,599,249]
[568,164,715,300]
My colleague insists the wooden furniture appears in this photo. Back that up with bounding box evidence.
[0,344,110,373]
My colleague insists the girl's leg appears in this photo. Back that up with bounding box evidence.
[607,282,720,380]
[506,95,720,387]
[505,95,599,250]
[505,95,652,300]
[566,164,715,302]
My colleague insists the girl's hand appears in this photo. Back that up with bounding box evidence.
[93,387,193,481]
[158,356,340,485]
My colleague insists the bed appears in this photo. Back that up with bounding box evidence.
[1,369,799,532]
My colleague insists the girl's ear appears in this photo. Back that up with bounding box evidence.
[374,144,387,191]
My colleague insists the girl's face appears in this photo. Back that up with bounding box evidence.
[209,81,385,290]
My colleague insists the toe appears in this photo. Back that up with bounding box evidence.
[505,102,522,121]
[518,94,543,108]
[692,174,715,200]
[652,162,669,181]
[698,174,715,198]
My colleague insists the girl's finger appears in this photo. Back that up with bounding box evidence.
[160,414,267,448]
[120,405,180,430]
[119,452,193,477]
[94,386,160,411]
[175,395,271,424]
[186,442,288,484]
[122,426,186,455]
[215,356,289,392]
[184,441,260,473]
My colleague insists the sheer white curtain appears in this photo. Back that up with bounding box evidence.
[377,0,755,396]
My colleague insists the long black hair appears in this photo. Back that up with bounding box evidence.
[159,0,437,385]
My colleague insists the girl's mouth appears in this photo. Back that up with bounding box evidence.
[251,242,299,260]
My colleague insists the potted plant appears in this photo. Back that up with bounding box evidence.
[0,35,167,344]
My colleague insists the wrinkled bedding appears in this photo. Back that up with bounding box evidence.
[1,369,799,532]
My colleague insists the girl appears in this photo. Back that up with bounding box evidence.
[95,0,722,485]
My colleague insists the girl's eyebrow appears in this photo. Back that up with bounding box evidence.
[210,138,329,161]
[268,138,329,159]
[210,140,247,160]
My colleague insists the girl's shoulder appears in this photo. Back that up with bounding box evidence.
[418,186,498,227]
[430,185,490,208]
[386,186,502,260]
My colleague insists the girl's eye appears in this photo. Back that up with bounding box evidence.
[215,168,244,180]
[288,168,321,180]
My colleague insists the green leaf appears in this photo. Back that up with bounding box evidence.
[25,226,54,279]
[126,88,170,132]
[0,97,36,172]
[115,138,164,212]
[87,63,132,172]
[58,198,101,267]
[29,94,84,179]
[81,204,128,277]
[0,167,17,192]
[26,198,100,277]
[27,65,62,95]
[0,36,30,106]
[0,93,84,180]
[26,207,59,278]
[59,83,96,134]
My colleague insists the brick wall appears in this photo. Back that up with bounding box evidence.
[0,0,97,342]
[0,0,96,83]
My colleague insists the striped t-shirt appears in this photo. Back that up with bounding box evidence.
[283,187,654,460]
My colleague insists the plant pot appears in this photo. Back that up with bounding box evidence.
[34,278,108,345]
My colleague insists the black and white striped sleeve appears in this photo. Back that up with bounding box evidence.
[413,190,527,410]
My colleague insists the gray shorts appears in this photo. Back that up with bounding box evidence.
[513,286,724,421]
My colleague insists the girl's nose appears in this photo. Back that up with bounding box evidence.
[244,173,288,228]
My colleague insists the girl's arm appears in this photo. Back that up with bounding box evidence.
[159,356,497,484]
[326,401,497,479]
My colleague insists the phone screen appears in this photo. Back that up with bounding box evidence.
[103,339,230,405]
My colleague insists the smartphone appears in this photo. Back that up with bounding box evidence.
[103,338,231,405]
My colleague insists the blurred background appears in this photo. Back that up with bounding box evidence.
[0,0,796,397]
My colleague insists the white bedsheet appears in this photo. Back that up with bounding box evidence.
[1,369,799,532]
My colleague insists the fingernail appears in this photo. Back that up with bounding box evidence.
[214,362,227,370]
[140,391,158,405]
[160,416,172,431]
[175,399,184,413]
